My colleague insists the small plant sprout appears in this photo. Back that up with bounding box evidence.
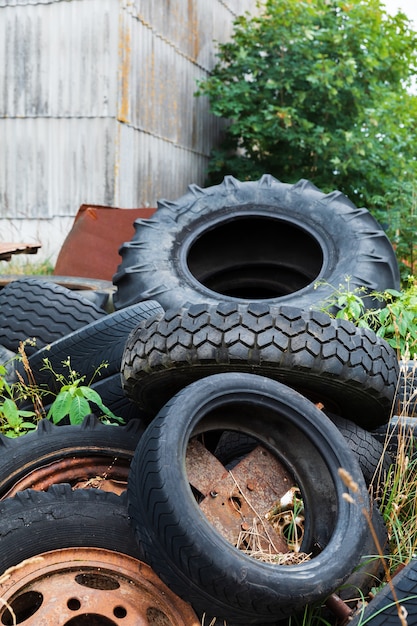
[0,363,37,438]
[40,357,123,426]
[0,344,124,436]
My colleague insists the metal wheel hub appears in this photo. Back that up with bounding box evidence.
[0,548,199,625]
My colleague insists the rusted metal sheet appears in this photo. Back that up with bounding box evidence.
[0,242,41,261]
[2,456,131,499]
[53,204,156,280]
[186,439,295,553]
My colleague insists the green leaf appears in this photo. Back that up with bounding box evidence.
[348,301,362,320]
[20,422,37,431]
[1,398,19,426]
[78,387,124,423]
[47,391,73,424]
[17,410,36,418]
[68,396,91,425]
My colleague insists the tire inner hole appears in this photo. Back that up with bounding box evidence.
[186,215,323,298]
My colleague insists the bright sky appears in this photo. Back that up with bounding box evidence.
[382,0,417,26]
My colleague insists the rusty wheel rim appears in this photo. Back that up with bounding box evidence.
[0,547,199,626]
[2,456,130,499]
[186,437,307,563]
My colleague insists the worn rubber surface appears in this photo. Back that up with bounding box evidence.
[372,415,417,458]
[20,300,164,397]
[113,175,400,312]
[128,372,370,623]
[394,360,417,417]
[349,557,417,625]
[0,414,144,498]
[214,415,392,489]
[0,343,15,367]
[327,414,393,488]
[0,277,106,355]
[0,484,141,572]
[337,503,389,604]
[122,302,399,428]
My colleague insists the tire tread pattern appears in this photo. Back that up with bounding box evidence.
[0,277,106,355]
[122,302,399,428]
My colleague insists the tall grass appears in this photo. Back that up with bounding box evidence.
[0,258,54,276]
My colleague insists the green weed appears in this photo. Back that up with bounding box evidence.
[0,343,123,436]
[315,275,417,357]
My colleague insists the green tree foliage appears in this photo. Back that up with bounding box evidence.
[196,0,417,277]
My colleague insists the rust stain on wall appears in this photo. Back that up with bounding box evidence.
[118,15,131,124]
[188,0,200,61]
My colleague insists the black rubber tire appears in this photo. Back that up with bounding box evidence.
[349,557,417,625]
[18,300,164,399]
[0,484,141,572]
[83,375,148,423]
[394,360,417,417]
[113,175,400,312]
[337,503,389,605]
[128,372,370,623]
[0,414,145,498]
[216,415,393,489]
[0,274,116,312]
[0,344,15,367]
[372,415,417,458]
[121,302,399,429]
[327,414,393,489]
[0,277,106,355]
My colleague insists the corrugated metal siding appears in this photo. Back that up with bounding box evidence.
[126,0,255,69]
[116,123,210,207]
[0,117,117,217]
[0,0,258,225]
[0,0,119,118]
[116,12,224,152]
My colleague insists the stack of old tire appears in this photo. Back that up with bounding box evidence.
[0,175,407,625]
[112,175,402,624]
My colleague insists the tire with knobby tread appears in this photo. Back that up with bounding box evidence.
[0,277,106,355]
[121,302,399,429]
[327,414,393,488]
[128,372,370,623]
[0,414,145,497]
[372,415,417,458]
[0,484,141,572]
[113,175,400,312]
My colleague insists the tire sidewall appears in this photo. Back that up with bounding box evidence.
[129,373,369,616]
[114,177,399,311]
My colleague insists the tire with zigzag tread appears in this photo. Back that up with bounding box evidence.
[0,277,106,355]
